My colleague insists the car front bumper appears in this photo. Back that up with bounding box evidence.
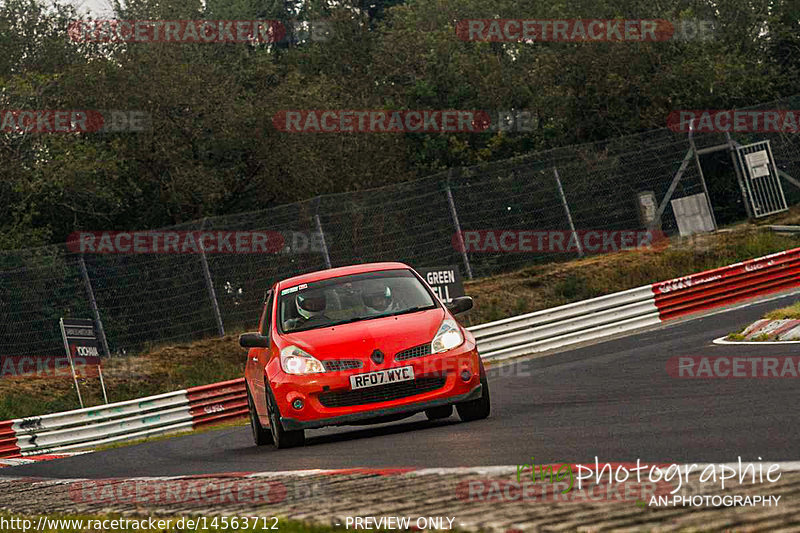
[280,383,482,430]
[270,340,483,431]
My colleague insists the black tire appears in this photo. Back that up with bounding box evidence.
[265,383,305,449]
[456,375,491,422]
[247,387,273,446]
[425,405,453,420]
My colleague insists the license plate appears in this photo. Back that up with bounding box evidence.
[349,366,415,390]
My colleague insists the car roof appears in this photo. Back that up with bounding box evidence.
[276,262,413,291]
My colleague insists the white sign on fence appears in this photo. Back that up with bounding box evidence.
[671,193,715,237]
[745,150,771,178]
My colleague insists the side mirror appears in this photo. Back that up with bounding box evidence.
[445,296,473,315]
[239,332,270,348]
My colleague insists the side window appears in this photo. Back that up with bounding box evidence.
[259,291,274,336]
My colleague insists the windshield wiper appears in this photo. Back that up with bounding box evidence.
[326,316,376,327]
[378,305,438,318]
[285,315,376,331]
[324,306,437,327]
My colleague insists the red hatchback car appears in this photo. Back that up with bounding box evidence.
[240,262,490,448]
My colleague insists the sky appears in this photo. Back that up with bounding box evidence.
[71,0,115,17]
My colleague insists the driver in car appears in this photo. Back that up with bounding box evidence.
[360,281,401,316]
[294,290,331,328]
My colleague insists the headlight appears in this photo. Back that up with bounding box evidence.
[431,318,464,353]
[280,346,326,374]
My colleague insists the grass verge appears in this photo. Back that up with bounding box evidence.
[460,229,798,325]
[764,301,800,320]
[725,299,800,340]
[1,207,799,421]
[0,334,248,420]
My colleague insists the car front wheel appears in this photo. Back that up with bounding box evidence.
[456,376,491,422]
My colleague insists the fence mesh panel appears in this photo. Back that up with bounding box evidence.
[2,96,800,357]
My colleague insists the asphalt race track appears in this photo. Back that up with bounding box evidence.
[4,292,799,480]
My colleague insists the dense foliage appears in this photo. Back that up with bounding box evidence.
[1,0,798,249]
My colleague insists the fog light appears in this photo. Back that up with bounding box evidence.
[460,369,472,382]
[292,399,304,410]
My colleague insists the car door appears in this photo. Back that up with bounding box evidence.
[246,289,273,422]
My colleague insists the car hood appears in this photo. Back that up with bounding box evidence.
[279,308,446,360]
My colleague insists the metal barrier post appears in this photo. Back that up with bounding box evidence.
[726,132,753,219]
[314,205,332,269]
[446,169,473,280]
[98,366,109,404]
[78,256,111,359]
[553,167,583,257]
[59,318,84,408]
[199,219,225,337]
[688,121,718,231]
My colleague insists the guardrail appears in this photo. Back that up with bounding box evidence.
[471,247,800,361]
[469,285,661,362]
[652,248,800,320]
[0,379,246,458]
[1,247,798,458]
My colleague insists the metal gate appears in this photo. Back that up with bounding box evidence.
[736,141,789,218]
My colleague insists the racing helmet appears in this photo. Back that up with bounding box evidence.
[296,290,326,320]
[362,282,393,312]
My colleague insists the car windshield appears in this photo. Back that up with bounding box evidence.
[278,269,437,333]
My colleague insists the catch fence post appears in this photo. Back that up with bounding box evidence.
[199,219,225,337]
[446,169,473,280]
[725,132,753,219]
[688,121,718,231]
[59,317,83,408]
[78,255,111,358]
[314,198,332,269]
[553,167,583,257]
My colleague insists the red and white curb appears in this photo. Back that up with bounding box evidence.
[713,317,800,345]
[2,463,799,532]
[0,452,88,468]
[714,337,800,345]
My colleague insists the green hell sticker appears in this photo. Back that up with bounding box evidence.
[281,283,307,296]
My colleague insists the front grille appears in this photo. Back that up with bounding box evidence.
[317,376,446,408]
[321,359,364,372]
[395,343,432,361]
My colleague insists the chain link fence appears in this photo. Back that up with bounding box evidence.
[2,96,800,358]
